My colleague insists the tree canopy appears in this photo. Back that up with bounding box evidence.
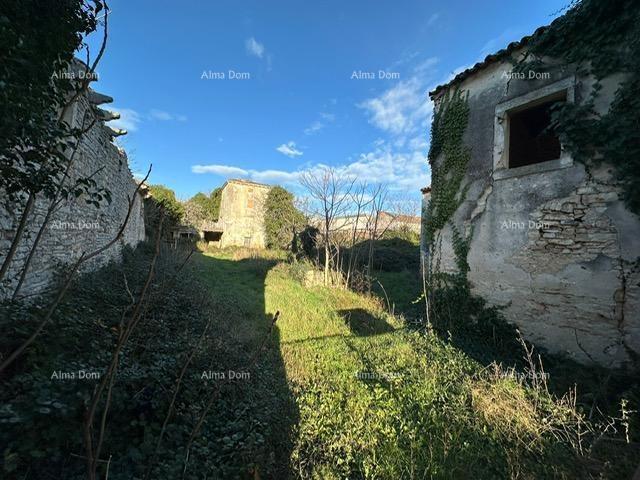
[148,184,183,222]
[264,186,305,249]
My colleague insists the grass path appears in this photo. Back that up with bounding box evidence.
[194,249,585,479]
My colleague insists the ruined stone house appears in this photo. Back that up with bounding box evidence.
[200,179,271,248]
[0,60,145,299]
[423,29,640,367]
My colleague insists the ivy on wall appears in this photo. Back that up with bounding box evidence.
[514,0,640,213]
[424,89,471,244]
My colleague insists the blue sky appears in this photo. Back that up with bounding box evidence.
[87,0,568,200]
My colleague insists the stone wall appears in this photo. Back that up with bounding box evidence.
[217,179,270,248]
[427,55,640,367]
[0,77,145,299]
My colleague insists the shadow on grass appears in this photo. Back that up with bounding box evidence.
[183,252,300,478]
[339,308,395,336]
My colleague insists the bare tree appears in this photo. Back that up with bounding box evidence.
[299,167,355,286]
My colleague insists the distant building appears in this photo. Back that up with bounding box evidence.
[330,211,421,236]
[200,179,271,248]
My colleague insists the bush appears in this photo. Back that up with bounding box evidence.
[0,245,284,478]
[147,184,183,223]
[264,186,305,250]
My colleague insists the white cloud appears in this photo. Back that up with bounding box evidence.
[148,109,188,122]
[191,165,248,176]
[427,13,440,26]
[304,112,335,135]
[245,37,265,58]
[190,53,437,196]
[191,163,301,185]
[108,107,141,132]
[304,121,324,135]
[276,141,303,158]
[191,139,430,193]
[149,109,173,121]
[359,76,433,138]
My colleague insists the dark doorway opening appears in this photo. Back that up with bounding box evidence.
[204,231,222,242]
[508,92,566,168]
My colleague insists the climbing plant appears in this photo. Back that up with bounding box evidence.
[424,89,471,244]
[513,0,640,213]
[0,0,105,202]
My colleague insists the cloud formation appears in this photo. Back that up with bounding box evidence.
[149,109,188,122]
[191,140,428,193]
[192,54,438,196]
[427,13,440,26]
[304,112,335,135]
[108,107,142,132]
[245,37,265,58]
[276,141,303,158]
[358,60,436,146]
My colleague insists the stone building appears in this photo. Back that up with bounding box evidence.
[424,29,640,367]
[331,211,421,237]
[200,179,271,248]
[0,60,145,299]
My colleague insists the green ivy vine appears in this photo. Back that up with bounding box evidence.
[513,0,640,213]
[424,89,471,244]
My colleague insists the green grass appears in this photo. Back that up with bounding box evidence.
[3,246,634,479]
[194,249,607,479]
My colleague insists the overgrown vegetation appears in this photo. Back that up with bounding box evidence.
[0,245,293,478]
[513,0,640,212]
[416,34,639,477]
[264,186,305,250]
[424,89,471,243]
[147,184,184,223]
[0,0,104,203]
[0,0,112,294]
[2,242,637,478]
[183,188,223,227]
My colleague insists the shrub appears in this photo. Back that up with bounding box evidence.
[264,186,305,250]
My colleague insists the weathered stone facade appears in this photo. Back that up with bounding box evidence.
[0,66,145,299]
[201,179,271,248]
[425,42,640,367]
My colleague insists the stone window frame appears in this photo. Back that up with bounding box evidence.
[493,77,576,180]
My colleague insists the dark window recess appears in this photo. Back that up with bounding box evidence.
[204,231,222,242]
[508,94,565,168]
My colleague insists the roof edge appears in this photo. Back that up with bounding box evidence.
[428,25,551,99]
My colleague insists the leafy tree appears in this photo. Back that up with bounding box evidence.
[209,187,223,220]
[190,189,221,221]
[264,186,305,250]
[148,184,184,222]
[182,188,223,227]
